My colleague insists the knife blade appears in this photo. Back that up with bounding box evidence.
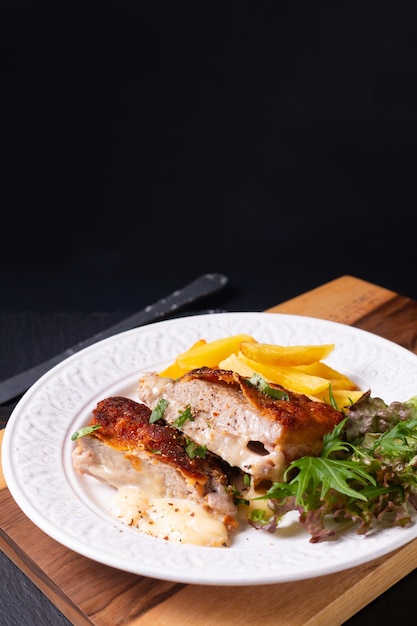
[0,273,228,405]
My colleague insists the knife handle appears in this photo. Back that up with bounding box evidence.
[0,273,229,405]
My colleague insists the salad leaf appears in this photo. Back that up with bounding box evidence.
[250,397,417,543]
[344,392,417,443]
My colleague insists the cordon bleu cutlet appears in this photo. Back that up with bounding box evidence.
[137,367,344,488]
[72,396,239,547]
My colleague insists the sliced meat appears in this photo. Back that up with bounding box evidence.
[72,396,239,547]
[137,367,344,486]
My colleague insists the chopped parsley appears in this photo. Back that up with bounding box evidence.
[149,398,169,423]
[247,373,290,401]
[173,404,194,428]
[229,485,250,506]
[243,473,251,486]
[184,437,207,459]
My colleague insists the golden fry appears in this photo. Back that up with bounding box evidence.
[239,341,335,366]
[237,354,331,396]
[218,353,256,377]
[162,334,255,373]
[158,334,363,410]
[158,339,207,378]
[158,362,189,379]
[295,362,358,390]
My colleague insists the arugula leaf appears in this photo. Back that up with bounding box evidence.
[372,418,417,459]
[264,456,375,510]
[320,417,352,457]
[326,383,338,410]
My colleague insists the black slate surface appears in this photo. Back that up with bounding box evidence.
[0,552,72,626]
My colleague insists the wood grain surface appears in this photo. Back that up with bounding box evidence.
[2,274,417,626]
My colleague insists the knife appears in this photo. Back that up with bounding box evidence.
[0,273,229,406]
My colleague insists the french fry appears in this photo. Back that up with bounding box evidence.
[220,353,331,397]
[158,334,363,410]
[158,362,190,379]
[237,354,331,396]
[187,339,208,350]
[294,362,358,390]
[161,334,256,375]
[239,341,335,366]
[218,353,256,377]
[159,339,207,378]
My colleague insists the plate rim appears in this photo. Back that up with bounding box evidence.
[3,311,417,586]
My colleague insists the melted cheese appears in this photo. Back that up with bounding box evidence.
[115,487,229,547]
[73,438,233,547]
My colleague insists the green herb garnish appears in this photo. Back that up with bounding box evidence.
[185,437,207,459]
[173,404,194,428]
[247,373,290,400]
[71,424,102,440]
[229,485,250,506]
[149,398,169,423]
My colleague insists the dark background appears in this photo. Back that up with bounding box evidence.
[2,1,416,315]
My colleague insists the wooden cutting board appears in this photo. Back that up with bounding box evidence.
[2,274,417,626]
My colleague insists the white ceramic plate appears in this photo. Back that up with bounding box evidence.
[3,312,417,586]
